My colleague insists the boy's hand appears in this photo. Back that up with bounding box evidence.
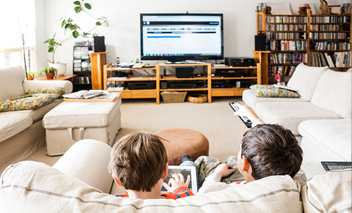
[162,173,190,192]
[233,103,259,121]
[214,163,235,177]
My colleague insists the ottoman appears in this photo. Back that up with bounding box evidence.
[154,128,209,165]
[43,98,122,156]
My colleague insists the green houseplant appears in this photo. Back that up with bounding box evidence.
[40,67,57,80]
[27,71,38,80]
[44,0,108,75]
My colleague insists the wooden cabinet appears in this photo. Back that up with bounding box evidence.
[103,62,261,104]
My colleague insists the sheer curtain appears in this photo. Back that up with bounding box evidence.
[0,0,36,73]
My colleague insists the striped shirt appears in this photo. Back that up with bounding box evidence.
[115,187,194,200]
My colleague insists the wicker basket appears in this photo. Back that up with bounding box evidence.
[161,91,187,103]
[187,94,208,103]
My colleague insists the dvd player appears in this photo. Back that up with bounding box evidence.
[170,82,197,89]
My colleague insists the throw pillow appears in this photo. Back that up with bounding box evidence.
[25,87,65,97]
[0,94,60,112]
[250,84,300,98]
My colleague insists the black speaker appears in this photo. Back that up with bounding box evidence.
[175,67,194,78]
[94,36,106,52]
[255,33,266,51]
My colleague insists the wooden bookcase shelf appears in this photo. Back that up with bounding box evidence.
[103,63,261,104]
[257,8,351,84]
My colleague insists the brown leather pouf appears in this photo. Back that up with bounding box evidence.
[154,128,209,165]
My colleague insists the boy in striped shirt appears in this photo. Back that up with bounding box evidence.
[108,132,194,200]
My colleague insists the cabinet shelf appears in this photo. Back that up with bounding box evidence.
[159,76,208,81]
[103,62,262,104]
[160,88,208,92]
[107,76,156,81]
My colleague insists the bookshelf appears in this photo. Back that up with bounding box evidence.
[103,63,261,104]
[257,8,351,83]
[72,46,93,91]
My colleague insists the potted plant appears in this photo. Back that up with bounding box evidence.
[40,67,57,80]
[27,71,38,80]
[44,0,108,76]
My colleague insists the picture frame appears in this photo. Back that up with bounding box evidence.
[329,5,342,15]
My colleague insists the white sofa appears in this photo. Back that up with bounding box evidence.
[1,139,350,212]
[242,64,351,178]
[0,65,73,173]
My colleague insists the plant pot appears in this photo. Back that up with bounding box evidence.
[46,72,55,79]
[28,76,34,80]
[49,62,66,76]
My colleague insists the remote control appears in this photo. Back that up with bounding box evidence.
[229,101,252,128]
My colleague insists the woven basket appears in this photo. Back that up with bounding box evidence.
[161,92,187,103]
[187,94,208,103]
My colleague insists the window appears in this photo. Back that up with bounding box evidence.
[0,0,36,72]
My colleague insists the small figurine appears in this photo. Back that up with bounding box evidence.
[266,6,272,15]
[320,0,330,15]
[299,7,307,15]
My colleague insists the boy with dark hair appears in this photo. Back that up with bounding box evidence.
[108,131,193,200]
[198,103,303,194]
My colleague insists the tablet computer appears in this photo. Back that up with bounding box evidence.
[161,165,198,194]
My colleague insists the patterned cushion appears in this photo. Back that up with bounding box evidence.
[250,85,300,98]
[25,87,65,97]
[0,94,60,112]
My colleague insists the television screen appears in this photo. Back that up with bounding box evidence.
[140,13,224,62]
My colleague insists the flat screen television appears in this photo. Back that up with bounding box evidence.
[140,13,224,62]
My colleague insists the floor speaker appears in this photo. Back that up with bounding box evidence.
[94,36,106,52]
[255,34,266,51]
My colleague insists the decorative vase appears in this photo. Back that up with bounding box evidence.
[49,62,66,76]
[28,76,34,80]
[46,72,55,79]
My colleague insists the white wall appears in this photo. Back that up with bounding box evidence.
[41,0,347,74]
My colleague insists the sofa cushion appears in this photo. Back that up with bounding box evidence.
[0,94,60,112]
[0,113,32,143]
[301,169,351,213]
[242,89,307,110]
[311,69,351,118]
[298,119,351,161]
[0,66,26,102]
[0,161,303,212]
[287,63,328,101]
[255,102,343,135]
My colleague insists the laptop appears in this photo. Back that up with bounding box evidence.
[161,165,198,194]
[321,161,352,171]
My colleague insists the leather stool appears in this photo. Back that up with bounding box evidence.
[154,128,209,165]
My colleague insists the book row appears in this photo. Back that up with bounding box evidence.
[269,53,308,64]
[266,16,308,23]
[310,16,350,23]
[266,24,307,31]
[309,32,349,39]
[269,40,307,51]
[310,52,351,68]
[73,77,91,84]
[266,32,306,39]
[310,24,343,31]
[311,41,351,51]
[268,65,296,77]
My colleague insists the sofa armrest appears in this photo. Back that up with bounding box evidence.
[22,80,73,94]
[52,139,113,193]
